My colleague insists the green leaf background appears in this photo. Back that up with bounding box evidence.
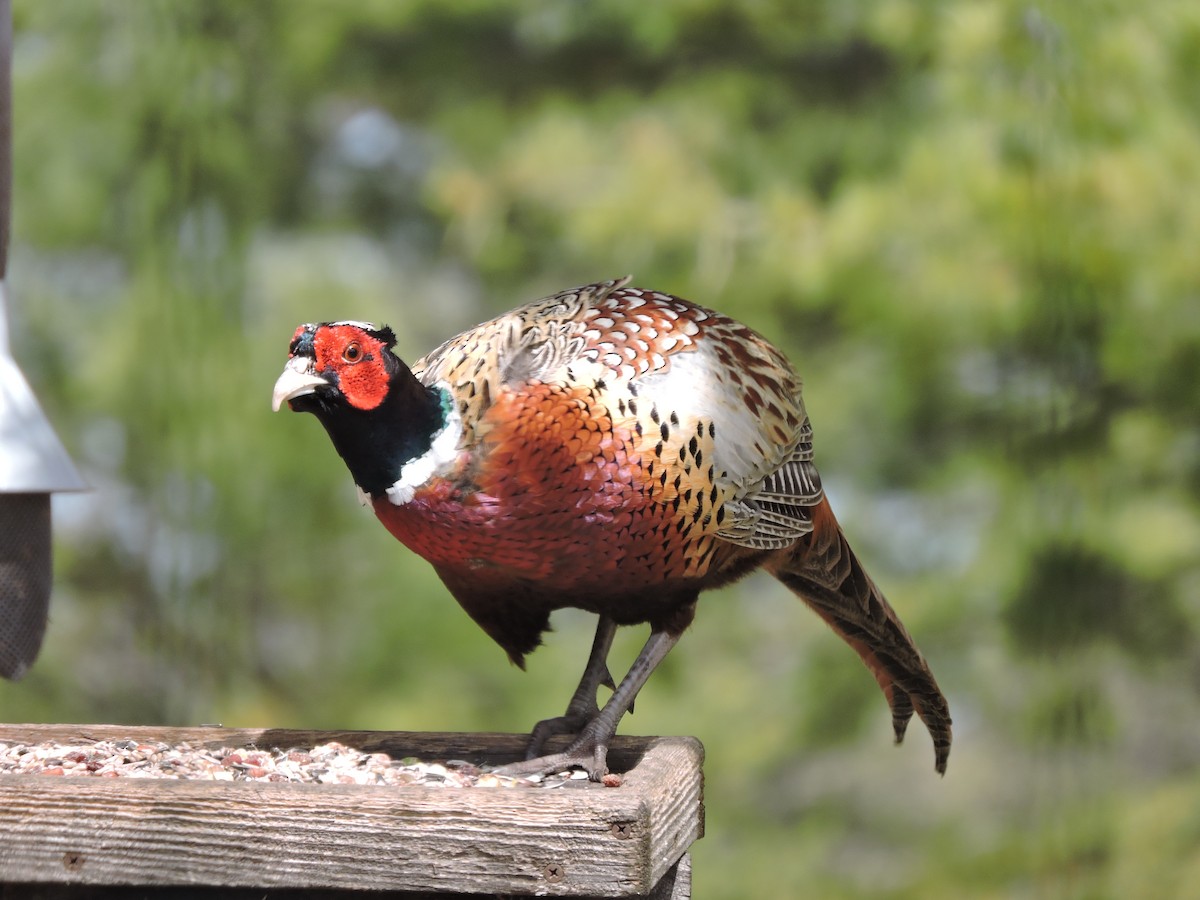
[4,2,1199,896]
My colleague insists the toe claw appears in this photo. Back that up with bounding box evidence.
[524,706,598,759]
[501,727,612,781]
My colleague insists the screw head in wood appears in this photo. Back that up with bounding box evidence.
[610,821,636,840]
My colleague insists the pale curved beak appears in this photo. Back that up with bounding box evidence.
[272,356,327,411]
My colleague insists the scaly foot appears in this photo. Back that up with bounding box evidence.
[499,722,613,781]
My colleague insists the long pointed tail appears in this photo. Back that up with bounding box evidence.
[768,497,952,774]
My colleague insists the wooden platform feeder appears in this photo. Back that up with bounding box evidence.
[0,724,703,898]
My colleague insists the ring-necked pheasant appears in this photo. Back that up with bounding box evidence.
[272,277,952,779]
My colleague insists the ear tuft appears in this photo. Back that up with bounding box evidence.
[370,325,397,350]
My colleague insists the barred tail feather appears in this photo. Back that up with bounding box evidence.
[768,497,952,774]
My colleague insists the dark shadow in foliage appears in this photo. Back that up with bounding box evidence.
[341,8,895,111]
[1004,543,1190,662]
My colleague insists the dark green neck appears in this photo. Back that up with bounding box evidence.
[315,364,447,497]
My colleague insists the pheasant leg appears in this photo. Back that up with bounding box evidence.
[524,615,619,759]
[500,628,679,781]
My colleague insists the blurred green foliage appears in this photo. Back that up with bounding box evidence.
[3,1,1199,896]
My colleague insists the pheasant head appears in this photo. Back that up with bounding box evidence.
[272,321,458,501]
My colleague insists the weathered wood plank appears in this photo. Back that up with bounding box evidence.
[650,853,691,900]
[0,725,702,897]
[0,854,689,898]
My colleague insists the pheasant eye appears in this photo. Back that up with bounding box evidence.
[343,342,363,363]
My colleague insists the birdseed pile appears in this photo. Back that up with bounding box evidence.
[0,738,622,788]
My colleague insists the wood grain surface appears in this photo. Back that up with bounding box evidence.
[0,725,703,897]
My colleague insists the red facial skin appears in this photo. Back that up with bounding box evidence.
[299,324,394,411]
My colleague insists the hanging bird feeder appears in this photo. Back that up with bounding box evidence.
[0,0,86,680]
